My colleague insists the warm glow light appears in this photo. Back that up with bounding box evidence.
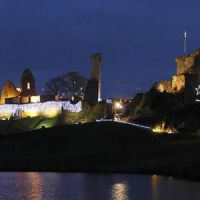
[151,175,160,199]
[42,109,59,118]
[30,96,40,103]
[111,183,128,200]
[16,87,21,92]
[0,101,82,118]
[115,102,123,109]
[152,121,177,134]
[27,82,30,89]
[27,109,38,117]
[26,172,42,200]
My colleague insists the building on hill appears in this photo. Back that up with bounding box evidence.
[0,68,57,105]
[84,53,101,104]
[1,81,19,104]
[0,68,82,119]
[153,80,172,93]
[0,51,102,119]
[2,69,38,104]
[153,49,200,104]
[20,68,37,96]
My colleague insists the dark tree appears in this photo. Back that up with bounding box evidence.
[62,72,87,98]
[43,72,87,99]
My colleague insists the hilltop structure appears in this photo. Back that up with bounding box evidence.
[1,69,39,104]
[153,49,200,104]
[0,68,81,119]
[1,81,19,104]
[20,69,36,96]
[84,53,102,104]
[0,53,104,119]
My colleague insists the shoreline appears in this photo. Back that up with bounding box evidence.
[0,168,197,183]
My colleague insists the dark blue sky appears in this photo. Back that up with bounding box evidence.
[0,0,199,98]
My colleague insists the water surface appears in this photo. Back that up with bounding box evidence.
[0,172,199,200]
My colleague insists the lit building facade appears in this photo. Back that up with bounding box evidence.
[153,49,200,104]
[0,68,82,119]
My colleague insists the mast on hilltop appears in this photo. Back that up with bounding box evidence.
[184,29,187,53]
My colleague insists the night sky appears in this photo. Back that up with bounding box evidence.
[0,0,199,98]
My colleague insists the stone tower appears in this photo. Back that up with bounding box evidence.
[153,49,200,104]
[20,69,36,96]
[175,49,200,104]
[84,53,101,104]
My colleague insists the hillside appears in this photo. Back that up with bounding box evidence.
[0,122,199,181]
[124,90,200,132]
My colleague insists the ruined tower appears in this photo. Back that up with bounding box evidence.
[153,49,200,104]
[176,49,200,104]
[84,53,101,104]
[20,69,36,96]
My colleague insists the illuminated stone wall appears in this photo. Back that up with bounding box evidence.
[176,55,195,75]
[0,101,82,119]
[176,49,200,75]
[172,75,185,92]
[154,80,172,93]
[1,81,18,104]
[153,49,200,104]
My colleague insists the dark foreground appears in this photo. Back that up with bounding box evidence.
[0,122,200,181]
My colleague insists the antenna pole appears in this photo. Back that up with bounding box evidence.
[184,29,187,53]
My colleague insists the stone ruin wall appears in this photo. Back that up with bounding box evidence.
[153,49,200,104]
[155,49,200,95]
[154,80,172,93]
[0,101,82,119]
[172,75,185,92]
[176,56,194,75]
[1,81,18,104]
[176,49,200,75]
[154,75,185,94]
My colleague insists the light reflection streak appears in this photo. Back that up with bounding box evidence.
[151,174,160,200]
[111,182,129,200]
[26,172,42,200]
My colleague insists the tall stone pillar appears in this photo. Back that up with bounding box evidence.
[84,53,102,104]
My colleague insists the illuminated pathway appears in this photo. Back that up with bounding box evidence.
[96,119,151,130]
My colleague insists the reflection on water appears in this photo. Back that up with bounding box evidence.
[151,174,160,200]
[111,182,128,200]
[0,172,199,200]
[26,172,42,200]
[14,172,43,200]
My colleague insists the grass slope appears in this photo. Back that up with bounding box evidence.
[0,122,199,181]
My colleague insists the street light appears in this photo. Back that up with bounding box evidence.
[113,101,123,121]
[115,102,123,109]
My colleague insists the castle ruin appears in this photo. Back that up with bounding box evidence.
[84,53,101,104]
[153,49,200,104]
